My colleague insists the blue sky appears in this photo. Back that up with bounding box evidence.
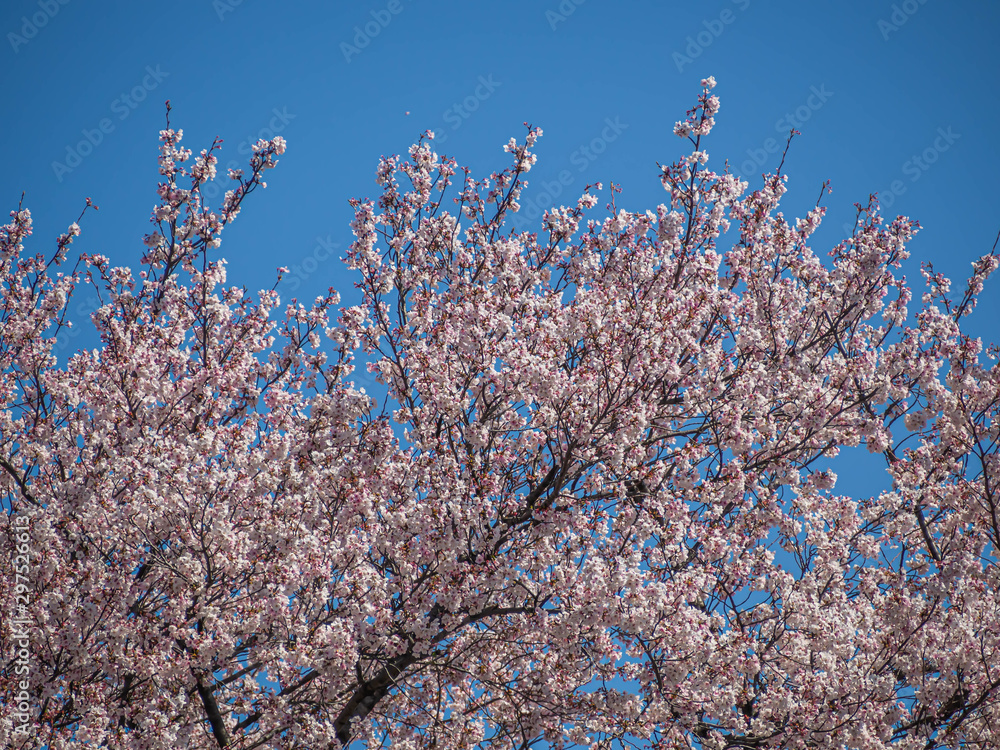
[3,0,998,535]
[4,0,997,331]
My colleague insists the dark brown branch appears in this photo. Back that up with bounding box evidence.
[914,501,942,563]
[333,653,415,745]
[195,674,231,748]
[0,455,39,506]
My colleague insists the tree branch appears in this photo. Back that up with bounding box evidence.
[0,455,39,506]
[195,674,231,748]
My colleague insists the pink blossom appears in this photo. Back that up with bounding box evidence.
[1,86,999,750]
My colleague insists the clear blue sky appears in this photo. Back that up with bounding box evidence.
[3,0,998,513]
[5,0,998,316]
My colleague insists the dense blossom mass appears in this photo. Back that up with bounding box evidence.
[2,81,999,749]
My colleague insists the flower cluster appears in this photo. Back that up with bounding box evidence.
[1,85,999,750]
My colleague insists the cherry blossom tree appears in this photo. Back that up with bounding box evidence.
[2,81,999,749]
